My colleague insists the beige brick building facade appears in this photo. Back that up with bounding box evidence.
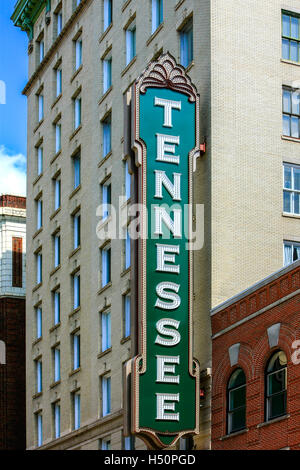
[12,0,300,450]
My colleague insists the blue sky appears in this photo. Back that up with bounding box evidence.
[0,0,28,195]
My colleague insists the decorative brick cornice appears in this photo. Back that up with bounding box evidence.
[0,195,26,210]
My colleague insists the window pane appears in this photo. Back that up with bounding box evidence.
[283,90,291,113]
[291,116,299,138]
[293,245,300,261]
[291,16,299,39]
[290,40,298,61]
[284,243,292,265]
[294,167,300,190]
[268,370,286,395]
[282,114,290,136]
[282,14,290,37]
[283,190,292,212]
[268,393,286,420]
[282,39,290,59]
[294,192,300,214]
[284,166,292,188]
[292,91,300,115]
[229,386,246,411]
[230,407,246,433]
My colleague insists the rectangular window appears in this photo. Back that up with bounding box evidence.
[36,307,42,339]
[74,96,82,129]
[73,212,81,249]
[125,21,136,66]
[37,145,43,175]
[103,0,112,31]
[72,333,80,370]
[124,435,135,450]
[102,114,111,157]
[103,55,112,94]
[180,19,193,68]
[39,40,44,63]
[54,290,60,325]
[55,122,61,153]
[36,413,43,447]
[282,12,300,62]
[37,198,43,230]
[101,246,111,287]
[53,403,61,439]
[101,438,111,450]
[283,164,300,215]
[102,375,111,416]
[102,181,111,220]
[73,273,80,310]
[73,153,81,189]
[75,38,82,70]
[73,392,81,430]
[152,0,163,34]
[101,311,111,351]
[54,234,61,268]
[284,241,300,265]
[12,237,22,288]
[53,347,61,382]
[282,87,300,138]
[124,229,131,270]
[56,68,62,97]
[36,359,42,393]
[56,10,63,36]
[54,177,61,211]
[36,252,42,284]
[38,94,44,122]
[123,293,131,338]
[125,160,131,200]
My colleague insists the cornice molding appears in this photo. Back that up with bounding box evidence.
[11,0,51,40]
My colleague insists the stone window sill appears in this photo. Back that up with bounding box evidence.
[32,337,42,347]
[33,228,43,239]
[69,306,81,318]
[50,150,62,165]
[121,56,137,77]
[69,184,81,200]
[69,124,82,142]
[69,367,81,377]
[98,86,112,106]
[281,58,300,67]
[98,151,112,168]
[49,322,61,333]
[282,212,300,219]
[33,173,43,186]
[69,246,81,259]
[257,414,290,428]
[97,347,112,359]
[50,207,61,220]
[32,392,43,399]
[120,336,130,344]
[51,93,62,109]
[33,283,42,293]
[219,428,249,440]
[146,22,164,46]
[99,23,113,43]
[50,265,61,277]
[121,267,131,277]
[282,135,300,143]
[50,380,61,389]
[70,64,83,84]
[34,119,44,134]
[98,281,112,295]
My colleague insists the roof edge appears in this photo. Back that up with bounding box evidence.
[211,259,300,316]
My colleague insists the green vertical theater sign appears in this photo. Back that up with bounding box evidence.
[131,53,200,449]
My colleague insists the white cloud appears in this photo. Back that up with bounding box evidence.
[0,146,26,196]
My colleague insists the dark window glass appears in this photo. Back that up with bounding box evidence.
[266,351,287,421]
[227,368,246,434]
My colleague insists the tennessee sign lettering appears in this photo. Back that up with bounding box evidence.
[130,53,200,449]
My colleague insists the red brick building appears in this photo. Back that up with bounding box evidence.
[211,259,300,450]
[0,195,26,449]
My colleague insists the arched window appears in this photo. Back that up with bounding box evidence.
[227,368,246,434]
[265,350,287,421]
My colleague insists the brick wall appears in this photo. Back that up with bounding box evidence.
[0,298,26,450]
[0,195,26,210]
[211,262,300,450]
